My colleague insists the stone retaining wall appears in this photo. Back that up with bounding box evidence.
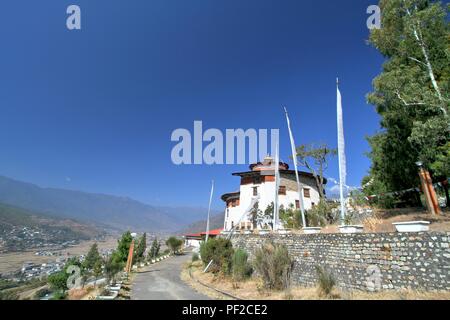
[230,232,450,291]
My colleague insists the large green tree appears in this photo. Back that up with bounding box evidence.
[365,0,449,202]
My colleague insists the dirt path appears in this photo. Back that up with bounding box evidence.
[131,253,209,300]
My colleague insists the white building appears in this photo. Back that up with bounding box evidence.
[221,156,324,231]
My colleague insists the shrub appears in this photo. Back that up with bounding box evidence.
[192,253,199,262]
[34,288,52,299]
[200,238,234,274]
[315,265,335,297]
[253,242,293,290]
[279,204,302,229]
[51,290,67,300]
[232,249,253,281]
[306,200,334,226]
[166,236,183,254]
[0,290,19,300]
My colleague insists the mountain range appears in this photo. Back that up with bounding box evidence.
[0,175,221,234]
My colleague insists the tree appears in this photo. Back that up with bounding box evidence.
[365,0,449,204]
[248,201,262,229]
[165,236,182,254]
[104,255,122,284]
[83,243,101,271]
[279,204,302,229]
[295,144,336,199]
[48,270,69,292]
[134,233,147,263]
[148,238,161,259]
[48,257,82,292]
[115,231,133,263]
[92,260,103,287]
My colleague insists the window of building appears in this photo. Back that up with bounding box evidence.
[304,188,311,198]
[253,187,258,196]
[295,200,300,209]
[278,186,286,195]
[253,176,261,184]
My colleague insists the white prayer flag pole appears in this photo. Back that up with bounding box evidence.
[273,140,280,231]
[283,106,307,228]
[336,78,347,224]
[205,180,214,242]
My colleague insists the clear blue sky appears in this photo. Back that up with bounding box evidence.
[0,0,384,210]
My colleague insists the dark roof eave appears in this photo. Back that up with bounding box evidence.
[231,170,327,184]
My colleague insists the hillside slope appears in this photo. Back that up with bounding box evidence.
[0,175,214,233]
[0,202,103,252]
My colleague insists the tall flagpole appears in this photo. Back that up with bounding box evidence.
[283,107,307,228]
[273,140,280,231]
[205,180,214,242]
[336,78,347,224]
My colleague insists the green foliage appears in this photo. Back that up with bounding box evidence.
[148,238,161,259]
[430,142,450,177]
[115,231,133,263]
[135,233,147,262]
[232,249,253,281]
[48,271,69,291]
[315,265,336,297]
[104,255,123,283]
[83,243,101,270]
[192,253,199,262]
[48,257,83,292]
[93,260,103,280]
[200,238,234,274]
[34,288,52,299]
[248,202,262,229]
[279,204,302,229]
[51,290,67,300]
[165,236,183,254]
[365,0,450,200]
[253,242,293,290]
[305,201,333,227]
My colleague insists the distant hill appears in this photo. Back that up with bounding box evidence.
[0,202,103,252]
[0,175,217,233]
[176,212,225,235]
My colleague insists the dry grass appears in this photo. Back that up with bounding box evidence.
[183,262,450,300]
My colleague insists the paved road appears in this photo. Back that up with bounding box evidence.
[131,253,209,300]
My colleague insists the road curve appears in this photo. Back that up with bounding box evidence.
[131,253,209,300]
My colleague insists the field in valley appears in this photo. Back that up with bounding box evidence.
[0,237,117,275]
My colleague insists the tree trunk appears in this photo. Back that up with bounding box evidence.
[406,7,447,116]
[442,180,450,208]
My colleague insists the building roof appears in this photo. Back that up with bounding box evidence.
[184,232,202,238]
[201,228,223,236]
[184,228,223,238]
[221,191,240,202]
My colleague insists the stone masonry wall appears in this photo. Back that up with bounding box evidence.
[230,232,450,291]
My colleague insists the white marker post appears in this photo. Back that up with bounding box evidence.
[273,140,280,231]
[284,107,307,228]
[336,78,347,224]
[205,180,214,242]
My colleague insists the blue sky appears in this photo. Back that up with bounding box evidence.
[0,0,384,210]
